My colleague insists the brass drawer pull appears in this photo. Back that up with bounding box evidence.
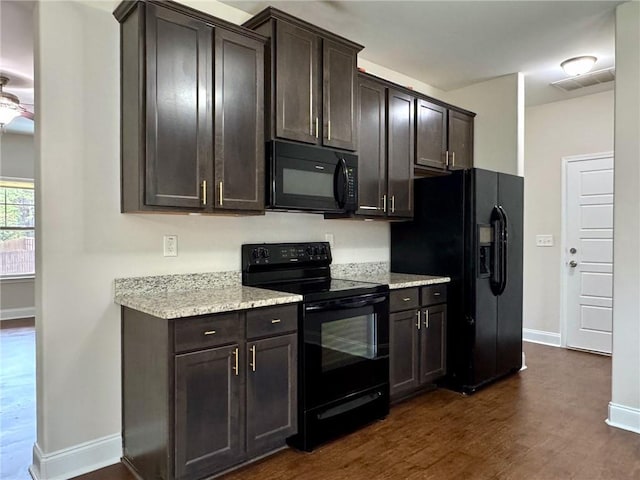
[403,297,412,302]
[271,319,281,324]
[434,292,441,296]
[203,330,216,336]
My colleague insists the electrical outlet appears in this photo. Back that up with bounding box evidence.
[535,234,554,247]
[163,235,178,257]
[325,233,335,248]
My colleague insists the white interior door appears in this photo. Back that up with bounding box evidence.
[565,155,614,354]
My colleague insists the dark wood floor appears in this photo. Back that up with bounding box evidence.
[74,342,640,480]
[0,318,36,480]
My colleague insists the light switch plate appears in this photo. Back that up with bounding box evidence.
[163,235,178,257]
[536,234,554,247]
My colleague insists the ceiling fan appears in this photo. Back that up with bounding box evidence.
[0,75,34,128]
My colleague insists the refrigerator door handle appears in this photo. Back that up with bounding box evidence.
[497,205,509,295]
[490,206,503,296]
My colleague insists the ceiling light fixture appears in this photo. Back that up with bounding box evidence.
[561,56,597,76]
[0,76,26,128]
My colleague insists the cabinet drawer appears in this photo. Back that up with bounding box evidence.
[246,304,298,339]
[174,312,243,353]
[421,284,447,306]
[390,288,420,312]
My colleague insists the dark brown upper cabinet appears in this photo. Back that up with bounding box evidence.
[114,1,265,214]
[244,8,363,151]
[387,88,415,218]
[415,99,447,170]
[448,109,475,170]
[415,99,475,173]
[355,75,413,219]
[356,76,386,217]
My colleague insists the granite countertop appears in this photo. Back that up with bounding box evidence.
[115,286,302,320]
[337,272,451,290]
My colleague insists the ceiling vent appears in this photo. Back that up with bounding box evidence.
[551,67,615,92]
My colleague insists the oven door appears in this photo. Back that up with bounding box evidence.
[303,293,389,410]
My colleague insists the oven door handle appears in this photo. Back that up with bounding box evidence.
[305,294,387,312]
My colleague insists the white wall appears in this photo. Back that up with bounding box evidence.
[0,133,36,319]
[445,73,523,175]
[1,133,35,178]
[609,0,640,435]
[523,91,614,336]
[32,1,390,476]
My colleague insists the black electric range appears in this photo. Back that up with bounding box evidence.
[242,242,390,451]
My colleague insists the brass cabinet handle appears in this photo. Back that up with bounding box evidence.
[445,150,450,168]
[219,181,223,206]
[328,120,331,141]
[232,347,239,376]
[391,196,396,214]
[271,319,281,324]
[201,180,207,205]
[424,309,430,329]
[416,310,421,330]
[315,117,319,139]
[203,330,216,336]
[452,151,456,168]
[382,195,387,213]
[250,345,256,372]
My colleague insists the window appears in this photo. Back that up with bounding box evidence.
[0,178,35,277]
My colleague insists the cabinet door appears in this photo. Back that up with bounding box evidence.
[416,99,447,170]
[356,77,387,216]
[145,4,212,209]
[420,304,447,384]
[275,21,321,144]
[175,345,244,479]
[246,334,298,457]
[323,39,357,151]
[214,28,265,211]
[390,310,420,399]
[448,110,474,170]
[387,89,415,218]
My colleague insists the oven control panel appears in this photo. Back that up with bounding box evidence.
[242,242,332,267]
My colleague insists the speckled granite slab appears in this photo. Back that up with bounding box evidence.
[336,272,450,290]
[115,286,302,319]
[114,271,241,297]
[331,262,389,278]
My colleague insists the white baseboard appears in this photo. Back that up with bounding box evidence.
[29,434,122,480]
[0,306,35,321]
[606,402,640,435]
[523,328,561,347]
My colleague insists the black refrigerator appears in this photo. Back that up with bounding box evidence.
[391,168,523,393]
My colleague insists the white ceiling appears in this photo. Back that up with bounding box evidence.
[222,0,620,105]
[0,0,621,136]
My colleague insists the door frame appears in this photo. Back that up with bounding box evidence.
[559,151,614,349]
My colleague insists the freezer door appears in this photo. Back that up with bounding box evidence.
[496,173,524,376]
[471,169,498,386]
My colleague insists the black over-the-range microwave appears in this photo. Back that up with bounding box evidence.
[266,140,358,213]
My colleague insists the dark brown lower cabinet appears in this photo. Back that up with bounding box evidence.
[175,345,244,479]
[246,334,297,457]
[389,286,447,402]
[389,309,420,397]
[122,304,298,480]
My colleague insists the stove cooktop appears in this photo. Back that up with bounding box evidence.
[258,278,387,302]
